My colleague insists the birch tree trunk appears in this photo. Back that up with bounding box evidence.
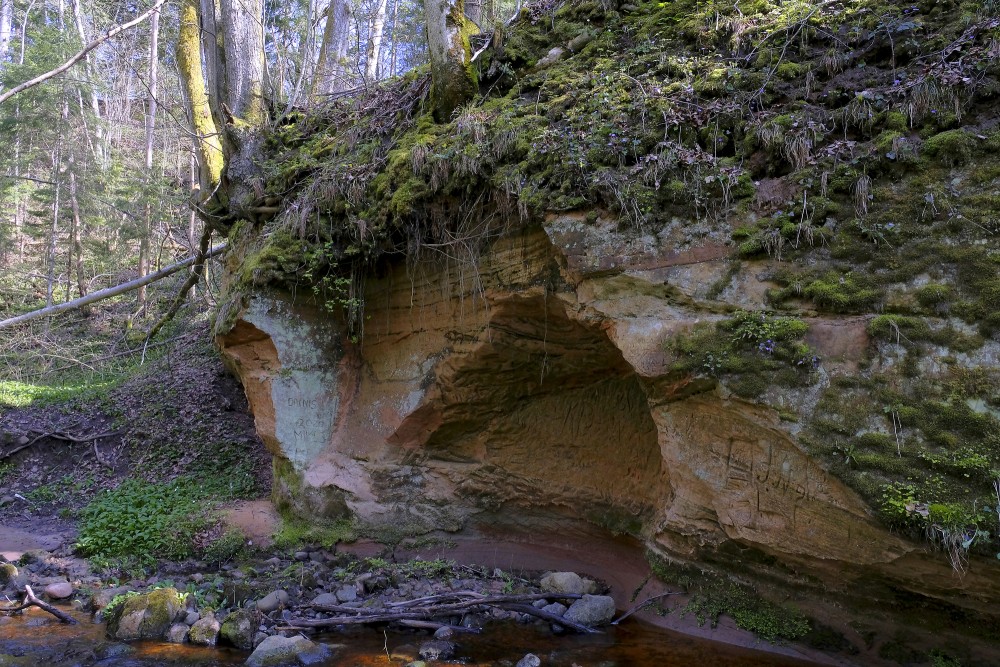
[67,162,88,309]
[312,0,353,99]
[423,0,476,121]
[0,0,12,61]
[138,5,159,313]
[365,0,389,82]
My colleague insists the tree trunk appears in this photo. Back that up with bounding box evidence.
[178,0,222,195]
[312,0,353,99]
[216,0,268,219]
[423,0,477,121]
[68,163,88,310]
[365,0,389,82]
[0,0,12,61]
[218,0,266,123]
[199,0,224,129]
[138,5,160,313]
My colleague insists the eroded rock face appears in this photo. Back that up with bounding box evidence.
[216,217,991,634]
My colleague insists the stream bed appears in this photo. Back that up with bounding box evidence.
[0,606,822,666]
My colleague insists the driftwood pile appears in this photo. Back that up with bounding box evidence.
[276,591,598,634]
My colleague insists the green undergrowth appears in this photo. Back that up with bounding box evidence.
[76,472,260,569]
[648,553,810,643]
[669,310,817,399]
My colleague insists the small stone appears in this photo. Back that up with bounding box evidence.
[43,582,73,600]
[516,654,542,667]
[433,626,454,640]
[189,573,205,584]
[185,611,200,626]
[540,572,584,595]
[567,32,593,52]
[294,551,310,562]
[531,599,548,609]
[418,640,456,661]
[335,585,357,603]
[220,608,258,649]
[540,602,566,617]
[311,592,338,607]
[166,623,189,644]
[256,590,289,613]
[253,631,268,647]
[581,578,599,595]
[264,557,282,568]
[389,644,419,662]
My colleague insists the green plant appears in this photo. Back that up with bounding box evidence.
[202,529,251,565]
[76,478,213,566]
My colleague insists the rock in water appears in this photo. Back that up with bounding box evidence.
[107,587,186,641]
[516,654,542,667]
[166,623,189,643]
[188,613,221,646]
[563,595,616,627]
[244,635,332,666]
[540,572,584,595]
[221,608,259,650]
[44,581,73,599]
[418,640,456,661]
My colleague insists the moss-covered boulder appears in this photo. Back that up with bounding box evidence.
[219,607,259,650]
[106,587,186,642]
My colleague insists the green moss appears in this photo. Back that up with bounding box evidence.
[803,272,881,312]
[923,130,976,167]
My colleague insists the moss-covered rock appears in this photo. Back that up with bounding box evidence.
[106,587,186,642]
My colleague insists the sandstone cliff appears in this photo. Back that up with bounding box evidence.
[212,0,1000,661]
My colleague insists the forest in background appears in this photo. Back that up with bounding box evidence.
[0,0,515,380]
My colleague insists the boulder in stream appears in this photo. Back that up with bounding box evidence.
[540,572,584,595]
[244,634,333,666]
[188,612,221,646]
[106,587,186,641]
[221,607,260,649]
[563,594,616,627]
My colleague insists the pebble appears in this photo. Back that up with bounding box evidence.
[517,655,542,667]
[418,640,457,661]
[294,551,310,561]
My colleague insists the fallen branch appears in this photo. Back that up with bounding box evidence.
[280,591,598,634]
[1,430,119,461]
[0,244,227,330]
[611,591,683,625]
[0,585,78,624]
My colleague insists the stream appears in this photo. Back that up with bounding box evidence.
[0,606,824,666]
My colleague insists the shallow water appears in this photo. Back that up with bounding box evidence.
[0,606,820,666]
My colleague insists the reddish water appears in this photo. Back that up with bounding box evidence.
[0,607,820,666]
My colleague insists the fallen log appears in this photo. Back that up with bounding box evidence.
[0,244,227,330]
[0,585,78,624]
[279,591,598,634]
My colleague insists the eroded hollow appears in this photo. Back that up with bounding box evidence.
[394,293,672,526]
